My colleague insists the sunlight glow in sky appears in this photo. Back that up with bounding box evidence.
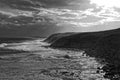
[90,0,120,8]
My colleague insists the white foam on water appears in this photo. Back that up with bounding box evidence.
[0,38,109,80]
[0,43,8,47]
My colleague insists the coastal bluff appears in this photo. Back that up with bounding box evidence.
[45,28,120,65]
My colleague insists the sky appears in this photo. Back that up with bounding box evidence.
[0,0,120,37]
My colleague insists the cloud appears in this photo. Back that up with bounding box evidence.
[0,10,56,26]
[1,6,120,28]
[0,0,44,10]
[0,0,97,27]
[50,7,120,27]
[0,0,92,10]
[0,11,17,17]
[1,0,120,28]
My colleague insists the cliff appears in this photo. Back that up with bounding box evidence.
[45,28,120,79]
[45,28,120,65]
[44,32,75,43]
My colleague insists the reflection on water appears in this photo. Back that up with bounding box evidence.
[0,39,109,80]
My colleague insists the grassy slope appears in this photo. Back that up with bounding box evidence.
[46,28,120,79]
[46,28,120,65]
[44,32,75,43]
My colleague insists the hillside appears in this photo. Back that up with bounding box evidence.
[48,28,120,49]
[48,28,120,64]
[44,32,75,43]
[46,28,120,79]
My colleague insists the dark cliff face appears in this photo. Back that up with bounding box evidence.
[46,28,120,65]
[49,28,120,48]
[87,33,120,64]
[46,28,120,79]
[44,32,75,43]
[50,33,100,49]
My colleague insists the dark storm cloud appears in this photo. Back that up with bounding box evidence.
[0,0,92,27]
[0,0,105,27]
[37,0,69,7]
[0,0,44,10]
[1,0,116,28]
[0,12,55,26]
[37,0,91,10]
[0,0,91,10]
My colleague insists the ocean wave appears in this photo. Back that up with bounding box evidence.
[0,43,8,47]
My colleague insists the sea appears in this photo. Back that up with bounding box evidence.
[0,38,109,80]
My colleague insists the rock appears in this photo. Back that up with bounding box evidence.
[63,55,72,59]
